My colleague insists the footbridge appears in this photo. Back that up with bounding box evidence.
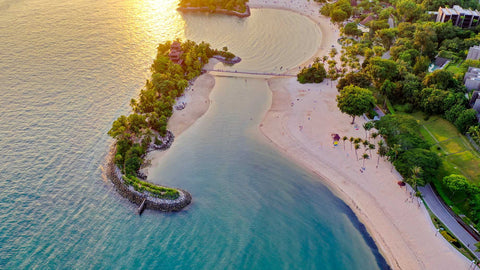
[203,68,296,78]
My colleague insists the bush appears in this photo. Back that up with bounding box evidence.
[297,61,327,83]
[394,149,441,184]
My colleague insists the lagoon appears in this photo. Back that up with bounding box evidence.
[0,0,387,268]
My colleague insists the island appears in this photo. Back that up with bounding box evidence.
[177,0,250,18]
[107,40,239,212]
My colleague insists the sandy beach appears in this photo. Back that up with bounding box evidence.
[146,0,472,268]
[249,0,471,269]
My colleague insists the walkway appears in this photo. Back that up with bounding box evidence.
[419,184,480,261]
[203,68,296,77]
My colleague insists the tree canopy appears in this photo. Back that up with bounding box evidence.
[336,85,376,124]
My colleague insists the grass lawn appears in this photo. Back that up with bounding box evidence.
[404,111,480,184]
[445,61,464,76]
[446,152,480,184]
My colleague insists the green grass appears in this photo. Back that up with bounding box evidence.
[402,111,480,185]
[445,61,464,76]
[123,175,180,199]
[385,99,395,115]
[446,152,480,184]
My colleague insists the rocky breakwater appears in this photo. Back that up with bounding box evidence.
[212,55,242,65]
[106,131,192,212]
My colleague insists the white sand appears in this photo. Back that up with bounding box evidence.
[146,1,472,268]
[250,0,471,268]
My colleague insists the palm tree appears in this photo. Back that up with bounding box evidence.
[410,166,422,191]
[354,137,362,145]
[371,132,378,142]
[363,122,374,139]
[362,153,369,168]
[368,143,375,157]
[354,143,360,160]
[342,136,348,151]
[349,137,354,150]
[389,144,402,172]
[362,140,369,150]
[377,140,387,168]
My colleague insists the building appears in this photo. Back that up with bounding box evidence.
[436,5,480,28]
[467,45,480,60]
[428,56,450,72]
[469,91,480,118]
[168,41,183,65]
[464,67,480,91]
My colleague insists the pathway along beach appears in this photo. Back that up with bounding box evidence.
[148,0,472,269]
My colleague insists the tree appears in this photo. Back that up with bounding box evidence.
[377,140,388,168]
[362,153,369,168]
[408,166,423,190]
[336,86,376,124]
[336,72,371,91]
[422,70,457,91]
[443,174,471,196]
[394,148,441,184]
[396,0,424,22]
[342,136,348,150]
[332,9,348,22]
[364,57,399,88]
[368,143,375,157]
[355,143,360,160]
[363,121,374,139]
[455,109,478,133]
[297,60,327,83]
[344,22,362,36]
[375,28,398,49]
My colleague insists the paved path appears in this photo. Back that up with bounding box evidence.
[419,184,480,261]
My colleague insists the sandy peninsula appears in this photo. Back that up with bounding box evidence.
[146,0,471,268]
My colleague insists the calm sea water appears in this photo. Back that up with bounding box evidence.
[0,0,388,268]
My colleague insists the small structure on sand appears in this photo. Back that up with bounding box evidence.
[331,133,341,146]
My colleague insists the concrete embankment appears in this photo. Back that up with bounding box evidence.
[106,153,192,212]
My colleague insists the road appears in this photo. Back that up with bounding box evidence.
[419,184,480,261]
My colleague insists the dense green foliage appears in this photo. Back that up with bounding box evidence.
[320,0,353,22]
[179,0,249,13]
[108,40,233,195]
[123,175,180,199]
[297,59,327,83]
[336,86,376,123]
[375,115,440,184]
[330,0,480,229]
[375,115,430,150]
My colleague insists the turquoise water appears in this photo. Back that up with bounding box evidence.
[0,0,388,268]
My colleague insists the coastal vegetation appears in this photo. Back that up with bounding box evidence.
[179,0,249,13]
[336,85,376,124]
[297,58,327,83]
[314,0,480,229]
[108,40,235,195]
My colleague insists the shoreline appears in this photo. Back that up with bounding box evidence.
[177,5,251,18]
[142,59,218,174]
[144,1,470,268]
[105,145,192,212]
[251,0,471,268]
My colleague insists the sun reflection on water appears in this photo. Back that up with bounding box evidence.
[130,0,186,43]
